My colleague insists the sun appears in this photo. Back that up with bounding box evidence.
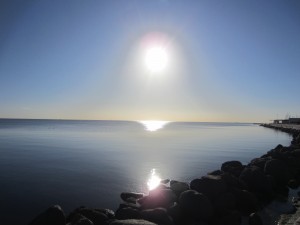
[145,46,168,72]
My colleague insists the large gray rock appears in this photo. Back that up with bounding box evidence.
[109,219,157,225]
[190,175,227,200]
[178,190,213,220]
[28,205,65,225]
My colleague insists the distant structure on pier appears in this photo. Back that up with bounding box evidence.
[273,118,300,124]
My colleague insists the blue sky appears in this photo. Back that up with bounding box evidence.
[0,0,299,122]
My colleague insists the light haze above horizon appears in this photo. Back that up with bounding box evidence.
[1,0,299,123]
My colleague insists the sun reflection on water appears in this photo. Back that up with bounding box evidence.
[147,169,161,191]
[140,120,169,132]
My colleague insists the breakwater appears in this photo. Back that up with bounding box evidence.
[28,124,300,225]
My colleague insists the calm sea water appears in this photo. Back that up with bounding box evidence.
[0,119,291,224]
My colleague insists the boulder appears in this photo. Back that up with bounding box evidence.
[109,219,157,225]
[94,209,115,220]
[239,166,272,196]
[141,208,173,225]
[231,189,259,214]
[28,205,65,225]
[248,157,271,170]
[221,161,243,177]
[220,173,244,190]
[67,214,93,225]
[178,190,213,220]
[73,217,94,225]
[264,159,290,185]
[68,207,109,225]
[170,180,189,195]
[190,175,227,200]
[212,192,236,215]
[207,170,223,176]
[167,203,184,225]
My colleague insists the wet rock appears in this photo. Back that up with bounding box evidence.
[141,208,173,225]
[109,219,157,225]
[239,166,272,197]
[178,190,213,220]
[170,180,189,195]
[264,159,290,185]
[249,212,263,225]
[28,205,65,225]
[116,207,142,220]
[121,193,144,203]
[190,175,227,200]
[221,161,243,177]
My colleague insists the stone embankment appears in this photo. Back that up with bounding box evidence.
[28,124,300,225]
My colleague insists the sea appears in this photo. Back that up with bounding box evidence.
[0,119,292,225]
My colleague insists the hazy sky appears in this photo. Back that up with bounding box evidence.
[1,0,299,122]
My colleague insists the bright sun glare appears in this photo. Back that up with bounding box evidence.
[140,120,169,132]
[145,46,168,72]
[147,169,161,191]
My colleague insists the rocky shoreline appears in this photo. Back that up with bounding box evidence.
[28,124,300,225]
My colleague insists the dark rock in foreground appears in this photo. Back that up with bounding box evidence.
[28,205,65,225]
[178,190,213,220]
